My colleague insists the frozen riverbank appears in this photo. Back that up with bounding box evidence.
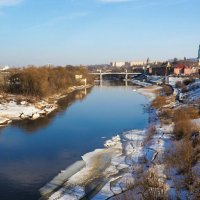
[0,85,92,126]
[40,80,200,200]
[39,85,161,200]
[40,126,173,200]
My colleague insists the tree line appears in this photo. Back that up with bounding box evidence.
[1,66,93,97]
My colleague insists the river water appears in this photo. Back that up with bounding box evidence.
[0,82,149,200]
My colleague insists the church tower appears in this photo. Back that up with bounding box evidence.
[198,44,200,59]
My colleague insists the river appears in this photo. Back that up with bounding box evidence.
[0,81,149,200]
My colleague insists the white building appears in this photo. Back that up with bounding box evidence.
[0,66,10,71]
[111,60,158,67]
[130,61,147,66]
[110,61,125,68]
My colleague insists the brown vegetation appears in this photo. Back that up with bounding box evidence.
[164,105,200,197]
[183,78,195,86]
[165,139,194,175]
[158,108,174,125]
[151,96,167,109]
[164,138,200,197]
[3,66,93,97]
[139,170,167,200]
[175,78,195,93]
[162,85,173,96]
[114,169,167,200]
[173,107,199,139]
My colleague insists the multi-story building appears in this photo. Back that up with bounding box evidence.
[110,61,126,68]
[130,61,147,66]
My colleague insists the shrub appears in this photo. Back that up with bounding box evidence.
[183,78,195,86]
[165,139,194,175]
[175,81,184,89]
[164,138,198,195]
[151,96,167,109]
[173,119,192,139]
[162,85,173,96]
[140,170,167,200]
[113,169,167,200]
[173,108,193,139]
[181,86,188,93]
[159,108,174,124]
[186,106,200,119]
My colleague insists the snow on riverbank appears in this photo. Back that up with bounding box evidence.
[182,79,200,103]
[136,85,162,101]
[42,137,123,200]
[41,126,174,200]
[40,81,200,200]
[0,100,56,126]
[0,85,91,126]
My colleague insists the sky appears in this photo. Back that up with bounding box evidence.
[0,0,200,66]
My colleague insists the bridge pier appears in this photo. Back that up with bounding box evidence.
[125,70,128,80]
[99,70,102,81]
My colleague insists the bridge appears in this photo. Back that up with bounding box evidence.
[90,70,142,81]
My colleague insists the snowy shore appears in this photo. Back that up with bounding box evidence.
[40,80,200,200]
[39,85,162,200]
[0,85,92,126]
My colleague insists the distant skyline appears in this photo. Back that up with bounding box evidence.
[0,0,200,66]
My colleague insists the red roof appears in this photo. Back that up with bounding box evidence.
[175,64,189,69]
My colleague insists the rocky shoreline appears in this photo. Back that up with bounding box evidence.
[0,84,92,127]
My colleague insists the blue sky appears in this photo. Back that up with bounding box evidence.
[0,0,199,66]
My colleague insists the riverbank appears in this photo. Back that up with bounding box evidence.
[39,84,161,200]
[40,79,200,200]
[0,84,92,126]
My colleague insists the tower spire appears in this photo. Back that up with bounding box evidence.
[198,44,200,59]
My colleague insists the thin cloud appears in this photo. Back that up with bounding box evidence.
[0,0,23,7]
[29,12,89,31]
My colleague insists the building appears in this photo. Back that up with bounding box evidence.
[75,75,83,80]
[0,66,10,71]
[111,59,159,68]
[184,67,192,75]
[174,64,185,75]
[130,61,147,66]
[174,63,199,76]
[110,61,126,68]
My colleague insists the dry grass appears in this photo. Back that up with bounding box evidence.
[151,96,167,109]
[162,85,173,96]
[159,108,174,125]
[164,137,200,198]
[173,108,192,139]
[185,106,200,119]
[165,139,194,175]
[113,169,167,200]
[139,170,167,200]
[173,107,200,139]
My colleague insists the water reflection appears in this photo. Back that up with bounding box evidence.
[10,88,92,133]
[97,80,135,87]
[0,84,148,200]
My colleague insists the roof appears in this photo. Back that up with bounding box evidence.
[175,64,189,69]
